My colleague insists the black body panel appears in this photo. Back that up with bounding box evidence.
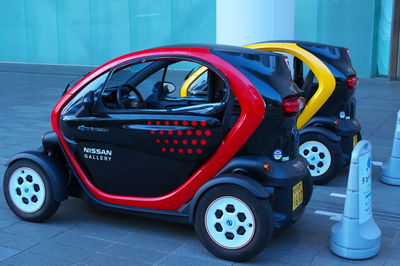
[60,114,223,197]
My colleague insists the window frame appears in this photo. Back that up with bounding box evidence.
[93,55,231,116]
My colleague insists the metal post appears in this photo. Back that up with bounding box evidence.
[389,0,400,80]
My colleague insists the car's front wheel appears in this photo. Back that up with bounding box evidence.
[3,159,60,222]
[299,133,342,185]
[194,184,273,261]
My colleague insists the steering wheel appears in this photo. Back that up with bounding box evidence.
[116,84,146,109]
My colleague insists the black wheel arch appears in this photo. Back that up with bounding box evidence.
[300,126,341,143]
[5,151,69,202]
[188,174,271,224]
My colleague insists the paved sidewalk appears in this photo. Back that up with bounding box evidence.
[0,63,399,265]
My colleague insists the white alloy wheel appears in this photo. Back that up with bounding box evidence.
[299,140,332,176]
[8,167,46,213]
[205,196,255,249]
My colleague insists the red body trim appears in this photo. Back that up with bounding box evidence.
[51,47,266,210]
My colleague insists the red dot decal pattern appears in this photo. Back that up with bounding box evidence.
[150,120,213,154]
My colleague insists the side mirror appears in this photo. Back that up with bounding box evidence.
[163,82,176,94]
[83,91,95,112]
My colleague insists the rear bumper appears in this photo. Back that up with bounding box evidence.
[260,156,313,230]
[335,118,361,164]
[304,116,361,165]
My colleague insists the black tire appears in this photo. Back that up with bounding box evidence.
[299,133,342,185]
[3,159,60,222]
[194,184,273,262]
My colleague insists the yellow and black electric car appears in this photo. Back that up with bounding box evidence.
[181,41,361,184]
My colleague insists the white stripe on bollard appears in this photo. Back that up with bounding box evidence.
[330,193,346,198]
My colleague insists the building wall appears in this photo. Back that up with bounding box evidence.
[0,0,385,78]
[0,0,216,66]
[295,0,380,78]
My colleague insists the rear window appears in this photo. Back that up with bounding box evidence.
[211,49,298,102]
[298,44,356,79]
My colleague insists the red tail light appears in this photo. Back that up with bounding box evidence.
[282,97,304,117]
[346,76,359,87]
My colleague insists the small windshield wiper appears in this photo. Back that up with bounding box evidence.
[61,71,91,96]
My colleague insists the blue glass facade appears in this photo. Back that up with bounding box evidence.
[0,0,216,65]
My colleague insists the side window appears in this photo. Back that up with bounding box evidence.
[62,72,109,116]
[100,59,228,114]
[101,62,164,109]
[187,70,208,98]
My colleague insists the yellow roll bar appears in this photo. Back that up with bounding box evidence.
[180,42,336,129]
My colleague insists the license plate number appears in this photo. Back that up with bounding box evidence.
[292,181,303,211]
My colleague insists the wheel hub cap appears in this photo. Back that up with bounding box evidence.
[8,167,46,213]
[205,196,255,249]
[299,140,332,176]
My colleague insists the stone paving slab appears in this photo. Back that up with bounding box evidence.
[0,64,399,265]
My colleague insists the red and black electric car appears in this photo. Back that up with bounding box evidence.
[3,44,312,261]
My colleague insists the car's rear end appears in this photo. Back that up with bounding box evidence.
[212,48,312,229]
[299,42,361,163]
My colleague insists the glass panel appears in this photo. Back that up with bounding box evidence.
[295,0,378,77]
[0,0,216,65]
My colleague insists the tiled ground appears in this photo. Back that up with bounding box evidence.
[0,63,399,265]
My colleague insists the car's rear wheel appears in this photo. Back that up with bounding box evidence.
[3,159,60,222]
[194,184,273,261]
[299,133,342,185]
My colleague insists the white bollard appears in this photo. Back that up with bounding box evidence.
[330,140,381,259]
[380,109,400,185]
